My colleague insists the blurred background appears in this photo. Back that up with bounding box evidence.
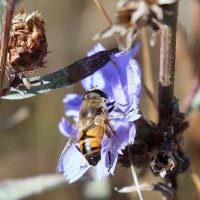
[0,0,199,199]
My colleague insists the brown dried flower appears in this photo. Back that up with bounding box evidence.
[94,0,177,49]
[7,9,47,77]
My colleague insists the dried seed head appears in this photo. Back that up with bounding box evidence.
[94,0,177,50]
[7,9,48,73]
[150,151,176,177]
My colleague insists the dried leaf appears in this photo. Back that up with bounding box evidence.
[1,49,117,100]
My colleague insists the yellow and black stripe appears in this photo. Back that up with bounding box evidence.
[79,126,104,166]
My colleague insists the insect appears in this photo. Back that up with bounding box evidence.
[58,88,117,169]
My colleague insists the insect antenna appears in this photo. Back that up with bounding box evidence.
[107,151,112,172]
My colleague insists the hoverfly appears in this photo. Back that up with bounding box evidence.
[58,88,117,169]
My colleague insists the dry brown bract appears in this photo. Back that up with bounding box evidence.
[94,0,177,49]
[6,9,48,88]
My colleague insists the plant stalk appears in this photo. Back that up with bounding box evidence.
[158,2,178,122]
[0,0,15,96]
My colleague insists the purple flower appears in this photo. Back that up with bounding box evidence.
[57,44,141,183]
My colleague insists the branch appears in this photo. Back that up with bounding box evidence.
[115,182,177,200]
[158,2,178,122]
[1,49,117,100]
[0,0,15,95]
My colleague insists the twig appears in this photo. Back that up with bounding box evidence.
[181,78,200,113]
[140,28,158,122]
[179,0,200,113]
[191,171,200,195]
[93,0,125,49]
[0,0,15,96]
[142,78,158,112]
[176,29,196,112]
[128,146,144,200]
[0,106,30,131]
[115,181,177,200]
[158,2,178,122]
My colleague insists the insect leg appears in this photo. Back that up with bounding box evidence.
[109,108,135,120]
[108,151,112,172]
[107,101,134,114]
[75,145,81,152]
[106,101,116,113]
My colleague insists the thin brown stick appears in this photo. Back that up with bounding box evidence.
[115,182,177,200]
[128,146,144,200]
[93,0,125,49]
[191,171,200,195]
[181,78,200,113]
[140,28,158,122]
[142,78,158,111]
[0,0,15,96]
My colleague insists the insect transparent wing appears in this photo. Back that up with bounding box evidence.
[95,110,120,179]
[57,123,79,172]
[99,108,121,153]
[57,142,91,183]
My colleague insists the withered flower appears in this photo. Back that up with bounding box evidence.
[6,9,48,88]
[94,0,177,49]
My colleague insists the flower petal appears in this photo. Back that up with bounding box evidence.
[57,143,91,183]
[111,122,136,153]
[107,152,118,175]
[58,118,72,138]
[82,44,141,111]
[109,44,141,108]
[96,138,110,180]
[63,94,82,122]
[127,59,141,103]
[108,53,141,120]
[126,108,141,122]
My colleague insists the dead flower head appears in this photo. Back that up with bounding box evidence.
[7,9,48,74]
[94,0,177,49]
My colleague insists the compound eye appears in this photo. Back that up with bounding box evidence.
[83,89,108,100]
[83,92,89,100]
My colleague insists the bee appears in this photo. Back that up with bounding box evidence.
[58,88,116,168]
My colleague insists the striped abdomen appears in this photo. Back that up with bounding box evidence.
[78,125,104,166]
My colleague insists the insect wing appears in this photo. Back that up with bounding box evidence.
[57,141,91,183]
[57,124,79,173]
[99,108,122,153]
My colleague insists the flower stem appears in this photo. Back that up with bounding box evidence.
[128,146,143,200]
[93,0,125,49]
[158,2,178,122]
[0,0,15,96]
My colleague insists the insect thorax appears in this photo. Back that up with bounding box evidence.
[79,98,106,130]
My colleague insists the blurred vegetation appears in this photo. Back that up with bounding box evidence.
[0,0,199,200]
